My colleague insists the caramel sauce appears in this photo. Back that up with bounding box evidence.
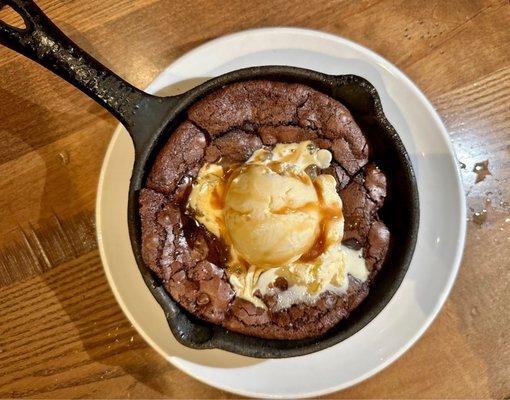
[207,163,243,245]
[206,163,242,211]
[299,222,328,262]
[298,179,343,263]
[266,161,285,175]
[295,173,312,185]
[266,161,312,185]
[312,180,343,220]
[271,201,317,215]
[210,186,224,210]
[227,254,252,276]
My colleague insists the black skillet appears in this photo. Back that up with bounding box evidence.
[0,0,419,358]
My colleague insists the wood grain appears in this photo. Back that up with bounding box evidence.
[0,0,509,398]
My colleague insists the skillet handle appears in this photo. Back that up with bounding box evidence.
[0,0,172,146]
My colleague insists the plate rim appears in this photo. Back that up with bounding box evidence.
[96,27,466,398]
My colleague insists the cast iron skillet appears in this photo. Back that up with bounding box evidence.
[0,0,419,358]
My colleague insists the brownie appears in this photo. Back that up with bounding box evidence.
[139,80,390,340]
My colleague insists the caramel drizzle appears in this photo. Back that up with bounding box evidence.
[297,179,342,262]
[208,163,243,247]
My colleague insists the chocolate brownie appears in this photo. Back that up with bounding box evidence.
[139,80,390,340]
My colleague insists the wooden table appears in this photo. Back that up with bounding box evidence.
[0,0,508,398]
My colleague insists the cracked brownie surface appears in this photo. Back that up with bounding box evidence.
[139,80,390,340]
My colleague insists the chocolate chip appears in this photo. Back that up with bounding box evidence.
[342,237,363,250]
[305,164,319,180]
[274,277,289,291]
[196,292,210,306]
[263,294,277,309]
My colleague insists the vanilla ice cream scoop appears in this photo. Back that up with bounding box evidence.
[224,164,321,266]
[187,141,366,310]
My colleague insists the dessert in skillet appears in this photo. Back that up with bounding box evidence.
[139,80,390,340]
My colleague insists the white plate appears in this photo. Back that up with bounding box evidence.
[96,28,466,398]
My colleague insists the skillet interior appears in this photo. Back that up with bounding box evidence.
[127,66,419,359]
